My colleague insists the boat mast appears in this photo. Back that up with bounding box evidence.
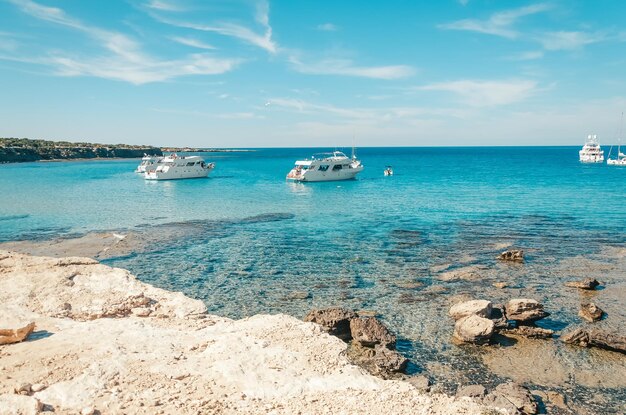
[617,111,624,156]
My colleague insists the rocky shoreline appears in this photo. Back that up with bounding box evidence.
[0,251,498,414]
[0,138,162,163]
[2,235,625,414]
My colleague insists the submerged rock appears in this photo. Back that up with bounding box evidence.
[504,299,549,323]
[561,328,626,354]
[287,291,311,300]
[453,315,495,345]
[350,317,396,349]
[303,307,357,341]
[449,300,493,321]
[565,278,600,290]
[483,382,538,414]
[498,250,524,262]
[579,302,604,322]
[501,325,554,339]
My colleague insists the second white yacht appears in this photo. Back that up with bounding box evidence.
[144,154,215,180]
[579,134,604,163]
[135,154,163,173]
[286,150,364,182]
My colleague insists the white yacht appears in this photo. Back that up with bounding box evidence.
[607,150,626,166]
[286,150,364,182]
[607,113,626,166]
[579,134,604,163]
[135,154,163,173]
[144,154,215,180]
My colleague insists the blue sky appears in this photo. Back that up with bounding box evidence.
[0,0,625,147]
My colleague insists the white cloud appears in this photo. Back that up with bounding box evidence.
[47,54,240,84]
[145,0,185,12]
[289,57,414,80]
[5,0,240,84]
[537,31,606,51]
[150,0,277,54]
[507,50,544,61]
[170,36,216,50]
[317,23,338,32]
[439,3,551,39]
[418,79,539,107]
[216,112,261,119]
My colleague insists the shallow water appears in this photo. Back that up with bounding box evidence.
[1,147,625,413]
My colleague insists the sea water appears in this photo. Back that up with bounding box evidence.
[1,147,625,412]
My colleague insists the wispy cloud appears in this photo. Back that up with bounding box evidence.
[537,31,607,51]
[439,3,551,39]
[144,0,185,12]
[149,0,277,54]
[507,50,544,61]
[4,0,240,84]
[317,23,338,32]
[170,36,216,50]
[265,97,469,121]
[418,79,539,107]
[289,57,414,80]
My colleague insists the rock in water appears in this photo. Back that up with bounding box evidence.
[501,326,554,339]
[484,382,538,414]
[579,302,604,322]
[350,317,396,349]
[490,304,509,329]
[453,315,495,345]
[303,307,357,341]
[498,250,524,262]
[561,328,626,354]
[347,343,407,378]
[0,322,36,345]
[449,300,493,321]
[565,278,600,290]
[373,345,408,374]
[505,299,549,323]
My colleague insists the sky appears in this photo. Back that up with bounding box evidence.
[0,0,625,148]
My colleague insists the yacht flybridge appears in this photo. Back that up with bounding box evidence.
[579,135,604,163]
[144,154,215,180]
[286,150,364,182]
[135,154,163,173]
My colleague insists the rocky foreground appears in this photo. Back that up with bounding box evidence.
[0,251,497,415]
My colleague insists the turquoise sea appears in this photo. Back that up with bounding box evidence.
[1,147,625,412]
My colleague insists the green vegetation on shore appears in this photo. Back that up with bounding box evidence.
[0,137,162,163]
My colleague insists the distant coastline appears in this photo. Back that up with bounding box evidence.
[0,138,253,163]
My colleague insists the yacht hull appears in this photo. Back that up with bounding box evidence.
[144,166,214,180]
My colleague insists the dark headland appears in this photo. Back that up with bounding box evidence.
[0,138,251,163]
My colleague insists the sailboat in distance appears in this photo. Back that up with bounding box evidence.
[607,112,626,166]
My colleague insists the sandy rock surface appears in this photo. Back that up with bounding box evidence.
[0,251,494,414]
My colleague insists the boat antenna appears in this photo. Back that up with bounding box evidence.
[351,132,356,159]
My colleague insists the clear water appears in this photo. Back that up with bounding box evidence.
[1,147,625,412]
